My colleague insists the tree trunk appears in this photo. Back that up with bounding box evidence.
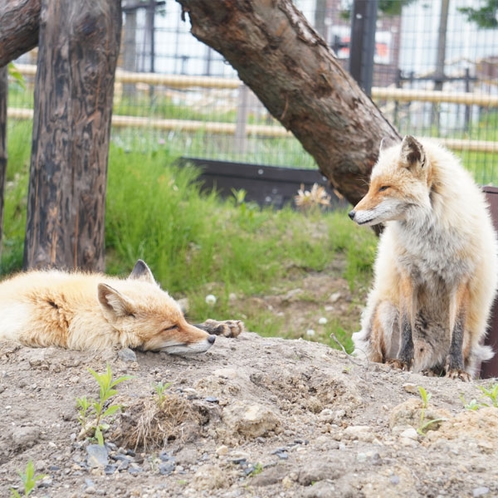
[23,0,121,271]
[176,0,401,205]
[0,0,41,67]
[0,66,7,260]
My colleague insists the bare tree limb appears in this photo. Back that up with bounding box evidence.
[0,0,41,66]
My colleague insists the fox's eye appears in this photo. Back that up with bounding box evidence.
[164,325,178,332]
[379,185,390,192]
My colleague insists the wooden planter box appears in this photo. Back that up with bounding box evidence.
[177,157,347,209]
[481,186,498,378]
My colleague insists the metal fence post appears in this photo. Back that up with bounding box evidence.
[348,0,378,96]
[234,84,249,156]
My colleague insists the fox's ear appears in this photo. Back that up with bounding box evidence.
[400,135,425,168]
[98,283,135,319]
[128,259,156,284]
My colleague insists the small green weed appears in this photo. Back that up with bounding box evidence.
[478,383,498,407]
[417,386,446,435]
[10,460,46,498]
[460,394,480,411]
[247,462,264,477]
[77,364,132,445]
[154,381,171,407]
[459,383,498,411]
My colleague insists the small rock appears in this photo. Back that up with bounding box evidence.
[118,348,137,362]
[343,425,374,442]
[283,288,303,301]
[478,441,494,454]
[399,427,419,441]
[213,368,238,379]
[84,478,96,492]
[306,329,316,337]
[38,477,53,488]
[223,401,280,438]
[282,475,294,489]
[87,444,109,468]
[473,487,490,497]
[128,464,143,475]
[159,462,175,476]
[318,317,328,325]
[302,480,338,498]
[104,464,117,475]
[9,426,41,451]
[272,448,288,460]
[330,292,341,303]
[215,445,229,456]
[159,451,174,462]
[402,383,419,394]
[205,396,219,404]
[251,466,286,487]
[192,464,227,490]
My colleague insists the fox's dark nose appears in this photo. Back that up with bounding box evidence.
[348,210,356,220]
[208,335,216,344]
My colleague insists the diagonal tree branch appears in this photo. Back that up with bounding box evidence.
[0,0,41,67]
[176,0,401,205]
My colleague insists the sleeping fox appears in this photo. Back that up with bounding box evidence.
[0,260,243,355]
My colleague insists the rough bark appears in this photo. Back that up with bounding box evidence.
[23,0,122,271]
[176,0,401,205]
[0,0,41,66]
[0,66,7,259]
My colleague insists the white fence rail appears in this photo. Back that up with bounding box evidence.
[7,64,498,154]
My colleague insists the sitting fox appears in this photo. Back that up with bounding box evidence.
[0,260,243,355]
[349,136,498,380]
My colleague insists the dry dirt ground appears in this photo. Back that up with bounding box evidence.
[2,304,498,498]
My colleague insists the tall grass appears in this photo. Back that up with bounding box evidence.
[1,121,31,273]
[105,143,376,297]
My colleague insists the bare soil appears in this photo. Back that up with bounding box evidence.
[2,274,498,498]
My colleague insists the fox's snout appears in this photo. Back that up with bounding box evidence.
[348,210,356,221]
[208,335,216,345]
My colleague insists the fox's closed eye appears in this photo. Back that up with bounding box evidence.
[164,325,178,332]
[378,185,390,192]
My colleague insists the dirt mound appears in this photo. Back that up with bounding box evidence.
[1,332,498,497]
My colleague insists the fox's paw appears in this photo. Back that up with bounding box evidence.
[446,369,471,382]
[387,358,412,371]
[198,319,244,338]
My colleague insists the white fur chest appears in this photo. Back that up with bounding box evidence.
[389,220,475,287]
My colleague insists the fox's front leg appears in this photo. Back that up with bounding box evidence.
[195,319,244,338]
[392,274,416,370]
[446,282,471,381]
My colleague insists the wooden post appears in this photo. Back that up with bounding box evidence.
[23,0,122,271]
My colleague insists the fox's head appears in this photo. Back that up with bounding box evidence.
[97,260,216,355]
[349,135,432,226]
